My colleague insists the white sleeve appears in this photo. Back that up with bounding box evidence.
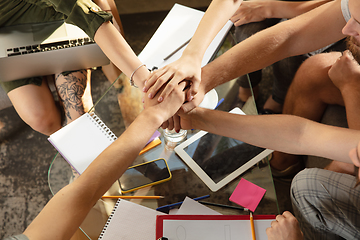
[341,0,351,22]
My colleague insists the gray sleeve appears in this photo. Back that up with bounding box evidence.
[3,234,30,240]
[341,0,351,22]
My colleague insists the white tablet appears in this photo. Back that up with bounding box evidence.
[174,108,273,192]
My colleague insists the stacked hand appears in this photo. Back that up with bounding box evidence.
[143,55,206,132]
[143,81,189,125]
[143,56,201,104]
[230,1,269,26]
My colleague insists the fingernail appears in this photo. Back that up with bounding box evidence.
[158,96,163,102]
[176,129,179,133]
[189,95,194,101]
[143,87,146,92]
[148,93,152,99]
[142,98,144,103]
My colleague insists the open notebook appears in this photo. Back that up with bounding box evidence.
[48,112,117,174]
[48,112,161,174]
[98,197,275,240]
[156,214,276,240]
[98,199,166,240]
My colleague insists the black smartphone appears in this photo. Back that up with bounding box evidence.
[118,158,172,193]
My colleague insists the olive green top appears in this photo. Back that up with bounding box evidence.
[0,0,113,39]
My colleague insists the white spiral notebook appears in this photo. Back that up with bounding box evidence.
[48,112,117,174]
[98,199,166,240]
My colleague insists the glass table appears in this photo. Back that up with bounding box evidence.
[48,35,279,240]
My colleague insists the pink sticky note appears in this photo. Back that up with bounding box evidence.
[229,178,266,212]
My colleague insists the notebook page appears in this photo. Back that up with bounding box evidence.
[48,113,116,174]
[99,199,166,240]
[162,217,272,240]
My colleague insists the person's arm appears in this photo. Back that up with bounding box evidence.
[144,0,243,102]
[266,211,304,240]
[23,82,187,240]
[328,50,360,130]
[182,0,346,112]
[231,0,332,26]
[267,0,333,19]
[49,0,149,89]
[94,21,149,89]
[179,107,360,163]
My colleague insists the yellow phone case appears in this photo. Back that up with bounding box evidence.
[120,158,172,194]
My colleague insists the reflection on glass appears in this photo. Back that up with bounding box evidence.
[184,132,265,184]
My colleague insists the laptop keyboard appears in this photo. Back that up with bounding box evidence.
[6,37,95,57]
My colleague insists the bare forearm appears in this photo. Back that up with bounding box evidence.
[200,26,289,92]
[200,0,345,93]
[183,0,242,61]
[94,22,149,88]
[189,108,359,163]
[81,110,162,197]
[267,0,332,19]
[24,80,188,240]
[24,109,162,240]
[190,109,308,154]
[341,88,360,130]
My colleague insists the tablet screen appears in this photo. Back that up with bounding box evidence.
[182,131,265,184]
[175,107,273,191]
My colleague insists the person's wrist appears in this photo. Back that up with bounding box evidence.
[141,107,164,127]
[263,2,274,18]
[340,82,360,96]
[132,66,150,89]
[200,68,214,94]
[182,48,203,63]
[188,107,205,129]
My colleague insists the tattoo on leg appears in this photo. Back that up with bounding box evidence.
[55,70,88,124]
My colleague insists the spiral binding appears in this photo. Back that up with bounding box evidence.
[98,199,121,239]
[88,112,117,141]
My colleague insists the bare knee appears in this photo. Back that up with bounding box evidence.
[283,53,343,117]
[8,82,63,136]
[291,52,341,94]
[26,110,62,136]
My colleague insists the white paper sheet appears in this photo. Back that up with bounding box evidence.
[177,196,221,215]
[99,199,166,240]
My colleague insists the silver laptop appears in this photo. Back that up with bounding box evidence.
[0,20,109,82]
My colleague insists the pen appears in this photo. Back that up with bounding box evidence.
[102,196,164,199]
[215,98,224,109]
[198,201,248,211]
[156,194,210,212]
[163,38,191,60]
[250,212,256,240]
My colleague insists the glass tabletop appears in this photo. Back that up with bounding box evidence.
[48,33,279,240]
